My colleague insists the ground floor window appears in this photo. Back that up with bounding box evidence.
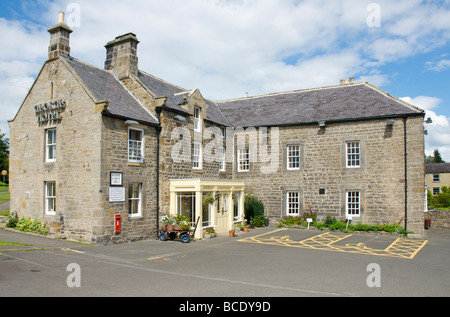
[202,195,212,228]
[177,192,195,223]
[287,191,300,216]
[128,183,142,217]
[233,192,241,222]
[346,191,360,216]
[45,181,56,215]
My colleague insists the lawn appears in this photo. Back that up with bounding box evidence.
[0,241,32,246]
[0,181,9,192]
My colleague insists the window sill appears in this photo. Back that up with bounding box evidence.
[128,162,145,167]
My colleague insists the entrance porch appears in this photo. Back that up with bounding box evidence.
[169,179,245,239]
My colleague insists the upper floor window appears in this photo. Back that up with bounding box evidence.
[128,128,144,163]
[287,145,300,170]
[219,147,226,172]
[346,141,360,168]
[192,141,202,170]
[433,174,440,182]
[237,148,250,172]
[46,128,56,162]
[194,107,201,132]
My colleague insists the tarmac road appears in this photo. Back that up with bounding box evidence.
[0,226,449,300]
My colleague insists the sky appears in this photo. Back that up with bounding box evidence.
[1,0,449,161]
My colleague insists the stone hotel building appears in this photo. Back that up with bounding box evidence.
[8,13,427,243]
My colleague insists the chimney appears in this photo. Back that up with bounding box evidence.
[105,33,140,79]
[48,11,73,60]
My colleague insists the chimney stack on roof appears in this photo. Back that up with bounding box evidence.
[340,77,355,85]
[48,11,73,60]
[104,33,140,79]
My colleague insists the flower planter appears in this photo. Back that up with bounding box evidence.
[243,226,249,232]
[166,223,173,231]
[229,231,236,237]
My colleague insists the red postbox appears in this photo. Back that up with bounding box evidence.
[115,215,121,233]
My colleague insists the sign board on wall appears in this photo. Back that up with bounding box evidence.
[109,187,125,202]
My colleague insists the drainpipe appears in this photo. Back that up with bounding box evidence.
[155,107,162,239]
[403,116,408,232]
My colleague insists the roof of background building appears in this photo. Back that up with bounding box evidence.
[425,163,450,174]
[217,83,424,127]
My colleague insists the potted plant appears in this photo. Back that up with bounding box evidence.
[173,214,191,231]
[203,192,215,206]
[205,228,216,238]
[229,228,236,237]
[161,214,176,231]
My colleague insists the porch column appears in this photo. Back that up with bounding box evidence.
[195,190,203,240]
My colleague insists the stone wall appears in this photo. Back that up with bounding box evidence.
[427,209,450,229]
[9,58,105,243]
[231,116,425,237]
[100,116,159,243]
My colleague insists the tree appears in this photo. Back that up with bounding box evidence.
[432,149,445,163]
[0,133,9,183]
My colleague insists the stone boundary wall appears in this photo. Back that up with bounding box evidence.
[427,209,450,229]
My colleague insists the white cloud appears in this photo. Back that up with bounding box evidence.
[1,0,450,145]
[426,59,450,72]
[401,96,450,162]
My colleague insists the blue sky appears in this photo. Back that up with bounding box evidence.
[1,0,449,160]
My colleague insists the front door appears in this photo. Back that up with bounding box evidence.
[215,193,231,235]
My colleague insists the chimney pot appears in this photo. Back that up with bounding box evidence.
[58,11,65,23]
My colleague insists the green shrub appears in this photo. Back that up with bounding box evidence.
[252,214,267,227]
[244,199,264,222]
[15,216,48,235]
[277,216,303,227]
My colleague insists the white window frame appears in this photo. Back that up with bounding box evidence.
[233,192,241,222]
[286,191,300,216]
[192,141,202,170]
[346,191,361,217]
[346,141,361,168]
[433,187,440,195]
[287,145,300,170]
[194,107,201,132]
[128,128,144,163]
[433,174,440,182]
[237,148,250,172]
[219,147,226,172]
[46,128,56,162]
[45,181,56,215]
[176,192,195,224]
[128,183,142,217]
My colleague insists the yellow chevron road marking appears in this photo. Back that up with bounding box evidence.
[238,229,428,259]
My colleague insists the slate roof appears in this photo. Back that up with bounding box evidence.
[217,83,424,127]
[61,56,158,125]
[60,55,423,129]
[425,163,450,174]
[137,70,231,126]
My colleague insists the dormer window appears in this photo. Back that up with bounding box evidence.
[194,107,201,132]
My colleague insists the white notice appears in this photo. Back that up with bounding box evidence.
[109,187,125,202]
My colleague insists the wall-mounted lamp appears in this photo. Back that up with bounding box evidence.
[318,121,326,128]
[386,119,395,126]
[425,118,433,124]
